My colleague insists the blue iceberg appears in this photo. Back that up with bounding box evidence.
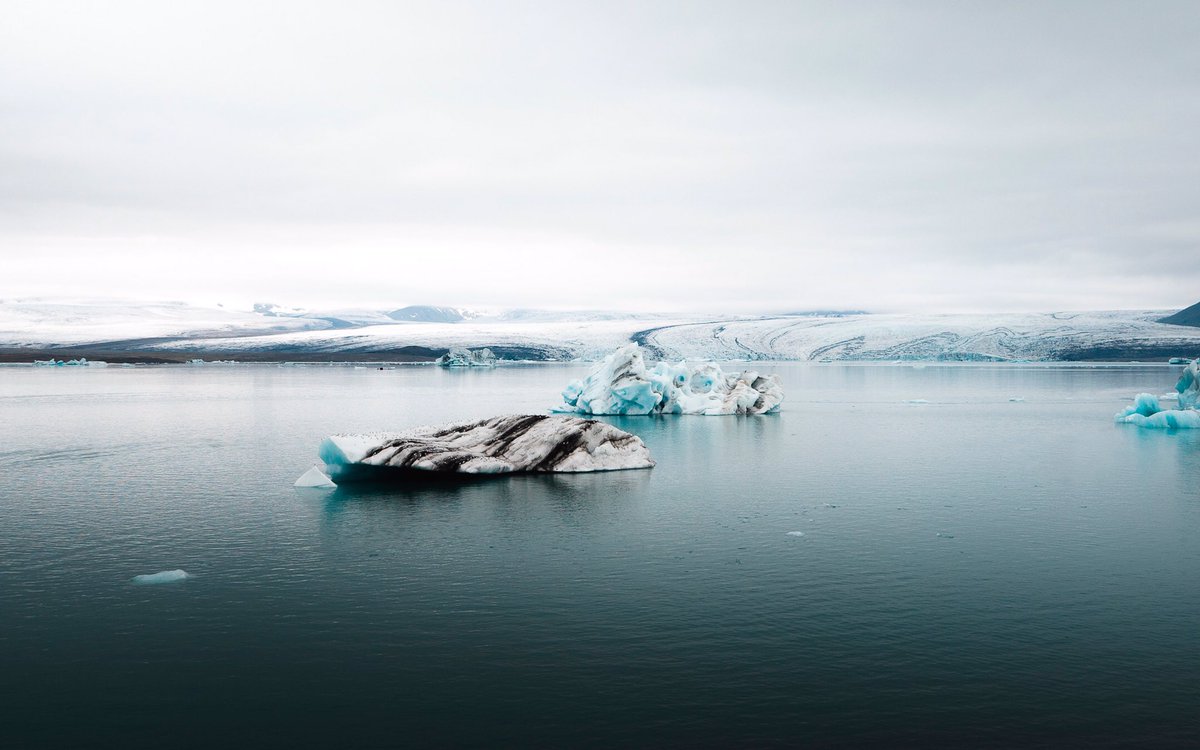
[556,344,784,416]
[435,347,496,368]
[1115,360,1200,429]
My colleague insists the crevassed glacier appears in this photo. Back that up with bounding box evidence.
[318,414,654,476]
[436,347,496,368]
[556,343,783,416]
[1115,360,1200,429]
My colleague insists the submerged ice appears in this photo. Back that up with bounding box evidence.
[556,344,784,416]
[132,569,189,584]
[318,414,654,476]
[1115,359,1200,429]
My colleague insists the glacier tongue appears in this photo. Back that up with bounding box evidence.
[556,343,784,416]
[318,414,654,476]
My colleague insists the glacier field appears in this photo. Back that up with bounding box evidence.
[3,299,1200,362]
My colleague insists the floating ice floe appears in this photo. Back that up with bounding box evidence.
[555,343,783,416]
[904,399,930,404]
[436,347,497,368]
[294,465,337,488]
[1115,359,1200,429]
[132,569,190,584]
[317,414,654,476]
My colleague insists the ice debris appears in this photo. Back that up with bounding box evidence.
[556,343,783,416]
[436,347,496,368]
[786,531,805,537]
[132,569,189,584]
[318,414,654,476]
[294,465,336,488]
[33,357,107,367]
[1115,360,1200,429]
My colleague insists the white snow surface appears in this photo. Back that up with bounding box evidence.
[318,414,655,475]
[0,298,327,346]
[3,299,1200,362]
[556,344,784,415]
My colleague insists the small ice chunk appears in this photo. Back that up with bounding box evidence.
[905,399,930,404]
[936,532,955,539]
[132,569,189,584]
[786,531,805,537]
[294,465,337,488]
[1008,397,1025,402]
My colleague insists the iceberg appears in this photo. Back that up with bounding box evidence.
[1177,359,1200,410]
[435,347,497,368]
[556,344,784,416]
[318,414,654,476]
[1115,360,1200,429]
[132,569,190,584]
[33,357,106,367]
[294,465,337,488]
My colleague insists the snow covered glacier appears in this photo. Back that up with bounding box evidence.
[1115,359,1200,429]
[557,344,783,416]
[317,414,654,476]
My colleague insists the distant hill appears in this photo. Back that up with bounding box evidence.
[386,306,465,323]
[1159,300,1200,327]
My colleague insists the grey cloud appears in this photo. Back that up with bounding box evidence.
[1,0,1198,312]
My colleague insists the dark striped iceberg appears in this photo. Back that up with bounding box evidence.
[318,414,654,477]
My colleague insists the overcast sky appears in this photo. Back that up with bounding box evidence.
[2,0,1198,314]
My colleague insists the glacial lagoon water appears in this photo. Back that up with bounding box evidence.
[1,363,1198,748]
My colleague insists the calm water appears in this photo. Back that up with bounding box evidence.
[1,363,1198,748]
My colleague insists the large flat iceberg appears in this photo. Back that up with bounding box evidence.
[318,414,654,476]
[556,343,783,416]
[1115,360,1200,429]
